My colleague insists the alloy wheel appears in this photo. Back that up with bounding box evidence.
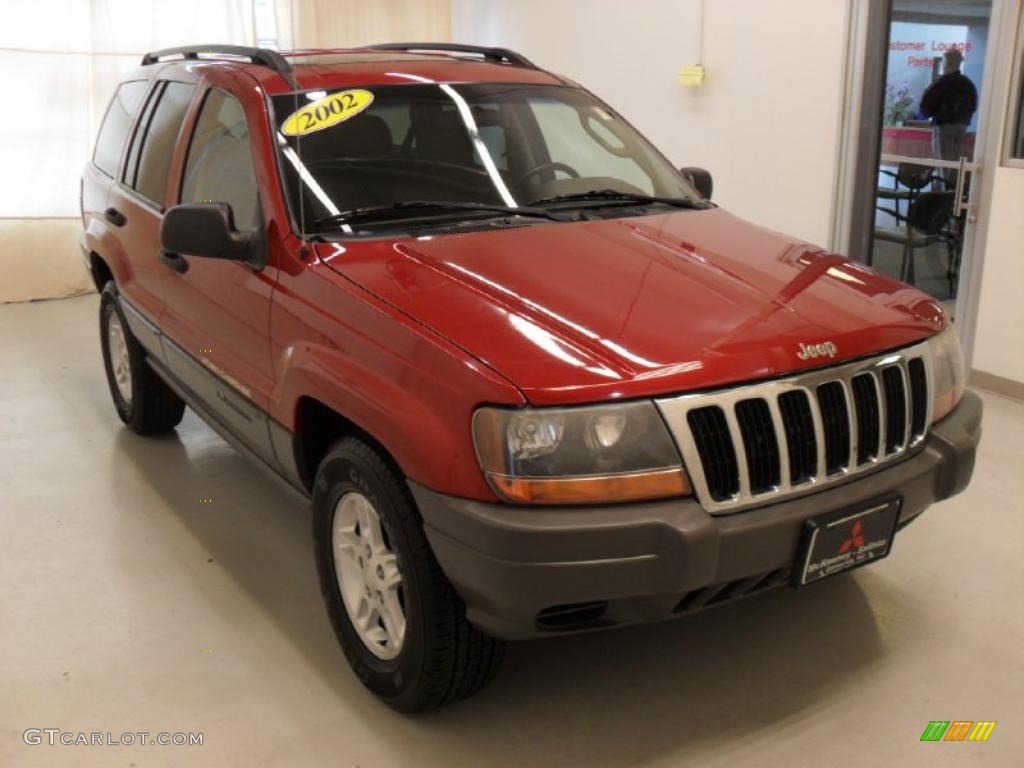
[106,312,132,404]
[332,491,406,660]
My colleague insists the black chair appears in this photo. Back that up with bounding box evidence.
[876,162,945,221]
[873,190,956,286]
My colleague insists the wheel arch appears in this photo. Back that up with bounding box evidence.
[291,395,404,493]
[271,342,514,502]
[89,251,114,291]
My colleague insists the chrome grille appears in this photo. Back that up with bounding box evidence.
[815,382,850,474]
[656,342,932,514]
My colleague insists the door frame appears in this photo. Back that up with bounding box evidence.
[832,0,1019,367]
[829,0,892,270]
[958,0,1021,364]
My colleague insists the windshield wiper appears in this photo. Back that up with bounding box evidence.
[312,200,566,228]
[528,189,709,209]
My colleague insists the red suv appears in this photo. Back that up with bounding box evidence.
[82,43,981,712]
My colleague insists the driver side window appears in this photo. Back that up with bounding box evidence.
[529,99,654,194]
[181,90,260,231]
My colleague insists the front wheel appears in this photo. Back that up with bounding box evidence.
[313,437,504,712]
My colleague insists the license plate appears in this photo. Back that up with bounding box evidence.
[793,498,901,587]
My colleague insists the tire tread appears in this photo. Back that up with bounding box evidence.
[131,356,187,434]
[100,282,185,435]
[316,437,504,712]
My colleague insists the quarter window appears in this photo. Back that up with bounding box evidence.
[181,90,260,231]
[93,81,148,178]
[132,81,196,205]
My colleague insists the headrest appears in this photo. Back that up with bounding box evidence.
[297,114,394,159]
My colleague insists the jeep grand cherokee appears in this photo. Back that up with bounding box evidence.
[81,43,981,712]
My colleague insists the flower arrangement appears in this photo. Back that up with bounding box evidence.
[884,81,916,126]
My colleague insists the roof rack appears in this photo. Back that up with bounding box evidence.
[360,42,536,68]
[141,44,296,85]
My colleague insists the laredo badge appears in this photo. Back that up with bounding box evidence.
[282,89,374,136]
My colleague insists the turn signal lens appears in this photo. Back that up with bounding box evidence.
[488,468,691,505]
[473,401,691,505]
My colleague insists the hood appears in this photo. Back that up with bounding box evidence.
[319,208,945,405]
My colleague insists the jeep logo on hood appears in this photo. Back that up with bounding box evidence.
[796,341,838,361]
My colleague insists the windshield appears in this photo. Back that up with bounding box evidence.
[270,83,701,234]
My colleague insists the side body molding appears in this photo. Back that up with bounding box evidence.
[118,295,300,491]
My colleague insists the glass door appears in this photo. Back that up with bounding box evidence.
[864,0,992,319]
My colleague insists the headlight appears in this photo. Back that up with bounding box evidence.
[472,401,691,504]
[926,325,966,423]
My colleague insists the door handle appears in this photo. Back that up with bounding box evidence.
[104,207,127,227]
[159,249,189,274]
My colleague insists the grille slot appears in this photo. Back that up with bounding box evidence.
[881,365,907,453]
[908,357,928,438]
[851,374,881,464]
[778,390,817,484]
[657,343,931,515]
[735,398,780,493]
[816,382,851,474]
[686,406,739,501]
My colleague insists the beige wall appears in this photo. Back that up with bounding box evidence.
[2,0,260,303]
[3,0,451,303]
[966,0,1023,389]
[451,0,849,246]
[291,0,450,48]
[0,220,92,303]
[972,167,1024,383]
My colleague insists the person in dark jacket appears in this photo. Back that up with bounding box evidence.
[920,49,978,168]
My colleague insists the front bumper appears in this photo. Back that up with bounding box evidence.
[411,391,982,640]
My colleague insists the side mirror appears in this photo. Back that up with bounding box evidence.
[680,167,713,201]
[161,203,253,263]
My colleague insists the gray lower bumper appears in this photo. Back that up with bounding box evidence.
[411,391,982,640]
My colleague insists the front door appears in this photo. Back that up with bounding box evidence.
[856,0,993,321]
[158,87,276,462]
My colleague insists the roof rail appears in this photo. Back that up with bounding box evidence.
[141,44,296,85]
[360,42,536,68]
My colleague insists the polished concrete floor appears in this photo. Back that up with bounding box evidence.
[2,294,1022,768]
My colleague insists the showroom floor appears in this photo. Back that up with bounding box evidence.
[2,294,1022,768]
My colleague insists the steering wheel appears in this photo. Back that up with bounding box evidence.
[516,161,581,187]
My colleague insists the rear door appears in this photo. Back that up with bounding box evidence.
[158,86,276,462]
[82,80,149,271]
[107,78,196,341]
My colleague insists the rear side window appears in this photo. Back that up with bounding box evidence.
[93,81,148,177]
[132,81,196,206]
[181,90,260,231]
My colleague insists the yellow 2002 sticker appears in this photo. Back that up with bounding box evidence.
[281,89,374,136]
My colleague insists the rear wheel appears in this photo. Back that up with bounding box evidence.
[313,437,504,712]
[99,282,185,434]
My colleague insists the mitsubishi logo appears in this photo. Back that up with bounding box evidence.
[839,520,865,554]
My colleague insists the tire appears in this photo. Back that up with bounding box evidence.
[313,437,505,712]
[99,282,185,434]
